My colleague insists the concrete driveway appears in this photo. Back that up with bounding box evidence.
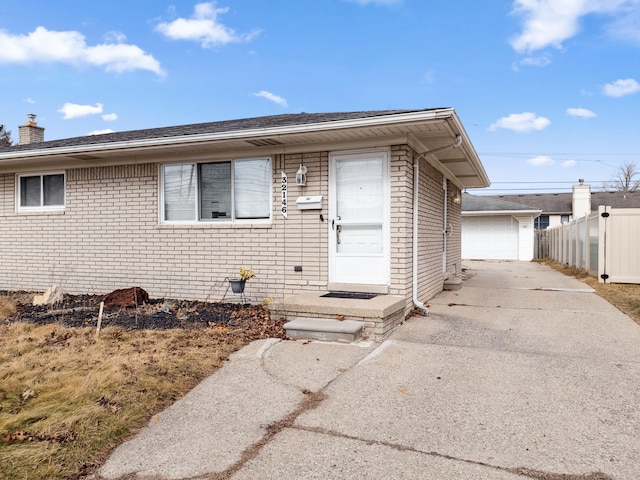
[98,260,640,480]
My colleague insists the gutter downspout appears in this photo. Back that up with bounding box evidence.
[413,135,462,315]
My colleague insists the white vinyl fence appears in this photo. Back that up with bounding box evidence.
[546,206,640,284]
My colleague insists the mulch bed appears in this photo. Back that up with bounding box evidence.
[1,291,287,341]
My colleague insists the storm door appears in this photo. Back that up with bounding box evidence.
[329,150,390,288]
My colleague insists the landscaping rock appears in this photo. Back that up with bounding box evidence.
[33,286,64,306]
[103,287,149,308]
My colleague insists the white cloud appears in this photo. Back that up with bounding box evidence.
[567,107,596,118]
[104,31,127,43]
[509,0,639,53]
[88,129,115,135]
[562,160,577,167]
[603,78,640,97]
[345,0,402,5]
[23,97,35,104]
[59,102,103,120]
[519,53,552,67]
[102,113,118,121]
[156,2,260,48]
[253,90,288,107]
[528,155,555,167]
[489,112,551,132]
[604,8,640,43]
[0,27,163,75]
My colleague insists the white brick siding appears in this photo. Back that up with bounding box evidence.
[0,146,460,305]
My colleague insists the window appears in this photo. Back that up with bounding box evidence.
[17,173,65,210]
[561,215,570,224]
[534,215,549,229]
[161,158,271,223]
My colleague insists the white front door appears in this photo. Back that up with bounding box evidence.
[329,150,390,288]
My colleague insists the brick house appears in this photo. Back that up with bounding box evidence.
[0,109,489,338]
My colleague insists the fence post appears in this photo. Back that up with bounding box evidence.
[598,206,607,283]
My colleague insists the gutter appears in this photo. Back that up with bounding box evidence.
[412,135,462,315]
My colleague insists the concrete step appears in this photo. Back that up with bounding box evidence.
[443,278,463,291]
[284,317,364,342]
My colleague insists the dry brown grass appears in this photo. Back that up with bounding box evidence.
[0,303,252,479]
[537,259,640,325]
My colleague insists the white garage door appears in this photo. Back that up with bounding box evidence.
[462,216,519,260]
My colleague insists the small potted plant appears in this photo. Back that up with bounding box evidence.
[230,266,255,294]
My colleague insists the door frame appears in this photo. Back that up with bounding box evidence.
[327,148,391,293]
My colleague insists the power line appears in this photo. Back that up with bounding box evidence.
[489,180,611,184]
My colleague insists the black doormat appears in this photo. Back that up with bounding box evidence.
[321,291,377,300]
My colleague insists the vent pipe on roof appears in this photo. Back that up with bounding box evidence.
[18,114,45,145]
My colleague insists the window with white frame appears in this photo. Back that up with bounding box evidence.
[17,173,65,210]
[161,158,272,223]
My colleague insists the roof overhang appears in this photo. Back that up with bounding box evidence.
[463,210,542,217]
[0,109,490,188]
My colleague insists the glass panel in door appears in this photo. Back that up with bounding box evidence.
[336,157,383,254]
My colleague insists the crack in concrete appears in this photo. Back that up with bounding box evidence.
[289,425,614,480]
[205,339,384,479]
[205,391,328,480]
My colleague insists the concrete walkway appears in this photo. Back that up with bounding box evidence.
[97,261,640,480]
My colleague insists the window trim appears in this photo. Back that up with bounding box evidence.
[16,171,66,212]
[159,157,272,225]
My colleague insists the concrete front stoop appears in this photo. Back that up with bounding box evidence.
[269,292,407,341]
[284,317,364,342]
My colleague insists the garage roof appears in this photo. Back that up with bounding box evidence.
[462,193,541,216]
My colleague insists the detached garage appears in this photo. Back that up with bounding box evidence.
[462,193,541,261]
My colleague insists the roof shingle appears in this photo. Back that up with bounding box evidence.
[1,109,443,152]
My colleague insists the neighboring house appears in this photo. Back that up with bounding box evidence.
[0,109,489,338]
[488,180,640,229]
[461,193,541,261]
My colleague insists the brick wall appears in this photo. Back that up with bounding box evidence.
[446,179,462,279]
[0,155,332,302]
[389,145,414,299]
[0,146,458,305]
[416,155,446,302]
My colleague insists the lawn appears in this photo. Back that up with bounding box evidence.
[0,292,285,480]
[1,263,638,479]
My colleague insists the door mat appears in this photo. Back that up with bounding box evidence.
[321,292,377,300]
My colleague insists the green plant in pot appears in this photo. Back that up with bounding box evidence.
[230,266,255,293]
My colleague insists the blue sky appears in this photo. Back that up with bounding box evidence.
[2,0,639,194]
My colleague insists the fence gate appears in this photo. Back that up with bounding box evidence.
[599,206,640,283]
[534,229,549,259]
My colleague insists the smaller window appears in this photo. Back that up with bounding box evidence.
[561,215,570,224]
[535,215,549,229]
[18,173,65,210]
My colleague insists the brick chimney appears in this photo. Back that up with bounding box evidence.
[18,114,45,145]
[572,178,591,219]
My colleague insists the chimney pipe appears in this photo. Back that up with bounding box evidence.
[572,179,591,219]
[18,114,45,145]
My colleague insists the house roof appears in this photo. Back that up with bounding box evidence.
[487,190,640,214]
[462,193,541,216]
[486,193,573,215]
[0,108,490,188]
